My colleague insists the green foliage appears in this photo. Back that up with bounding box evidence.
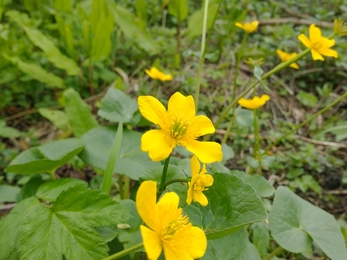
[0,120,23,138]
[269,187,347,259]
[38,108,70,131]
[0,179,129,260]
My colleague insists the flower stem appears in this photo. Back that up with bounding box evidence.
[262,90,347,156]
[194,0,209,110]
[263,246,283,260]
[215,48,311,128]
[164,178,190,189]
[48,170,56,180]
[159,156,171,192]
[102,242,144,260]
[124,175,130,199]
[253,109,262,175]
[153,80,159,98]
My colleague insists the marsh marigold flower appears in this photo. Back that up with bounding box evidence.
[235,21,259,33]
[238,94,270,110]
[145,67,173,81]
[138,92,223,163]
[136,181,207,260]
[298,24,338,61]
[276,50,299,69]
[187,155,213,206]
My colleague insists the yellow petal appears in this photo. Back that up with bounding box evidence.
[136,181,157,230]
[168,92,196,120]
[140,225,162,260]
[309,24,321,42]
[319,48,338,58]
[160,74,173,81]
[186,181,194,205]
[190,155,200,178]
[276,49,286,61]
[193,191,208,206]
[235,22,243,29]
[184,140,223,163]
[185,115,215,138]
[145,67,160,79]
[156,192,181,228]
[138,96,166,126]
[311,49,324,61]
[163,241,192,260]
[260,94,270,102]
[298,34,311,49]
[141,130,175,161]
[290,62,299,69]
[186,226,207,259]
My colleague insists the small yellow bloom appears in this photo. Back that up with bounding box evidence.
[334,18,347,37]
[235,21,259,33]
[298,24,338,61]
[145,67,173,81]
[276,50,299,69]
[136,181,207,260]
[187,155,214,206]
[138,92,223,163]
[238,94,270,110]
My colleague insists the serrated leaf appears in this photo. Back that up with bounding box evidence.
[38,108,70,131]
[6,138,84,174]
[269,186,347,260]
[0,120,23,138]
[3,55,64,88]
[36,178,87,202]
[232,170,275,198]
[18,183,129,260]
[64,88,99,137]
[175,172,267,239]
[98,87,138,123]
[202,228,261,260]
[0,197,41,260]
[79,127,159,180]
[108,1,158,54]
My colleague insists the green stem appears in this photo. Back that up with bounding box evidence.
[262,90,347,156]
[48,170,56,180]
[102,242,144,260]
[263,246,283,260]
[153,80,159,98]
[164,178,190,189]
[124,175,130,199]
[194,0,209,110]
[215,48,311,128]
[253,109,262,175]
[118,175,124,200]
[159,156,171,192]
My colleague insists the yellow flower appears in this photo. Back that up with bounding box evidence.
[136,181,207,260]
[186,155,213,206]
[298,24,338,61]
[235,21,259,33]
[276,50,299,69]
[138,92,223,163]
[145,67,173,81]
[238,94,270,110]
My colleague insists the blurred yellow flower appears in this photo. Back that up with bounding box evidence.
[235,21,259,33]
[298,24,338,61]
[187,155,214,206]
[145,67,172,81]
[136,181,207,260]
[138,92,223,163]
[334,18,347,37]
[238,94,270,110]
[276,50,299,69]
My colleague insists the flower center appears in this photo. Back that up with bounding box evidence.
[194,175,213,192]
[312,41,323,50]
[162,215,190,240]
[170,116,191,140]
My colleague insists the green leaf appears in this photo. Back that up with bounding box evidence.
[232,170,275,198]
[0,120,23,138]
[79,127,159,180]
[221,143,234,163]
[64,88,99,137]
[252,221,270,257]
[236,108,254,127]
[18,183,129,260]
[202,228,261,260]
[6,10,80,75]
[269,186,347,260]
[108,1,158,54]
[296,90,318,107]
[7,138,84,174]
[36,178,87,202]
[185,1,220,38]
[3,55,64,88]
[314,121,347,142]
[0,197,41,260]
[38,108,70,131]
[168,0,188,21]
[118,199,142,249]
[139,164,187,184]
[98,87,138,123]
[16,175,44,202]
[178,172,267,239]
[0,185,20,203]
